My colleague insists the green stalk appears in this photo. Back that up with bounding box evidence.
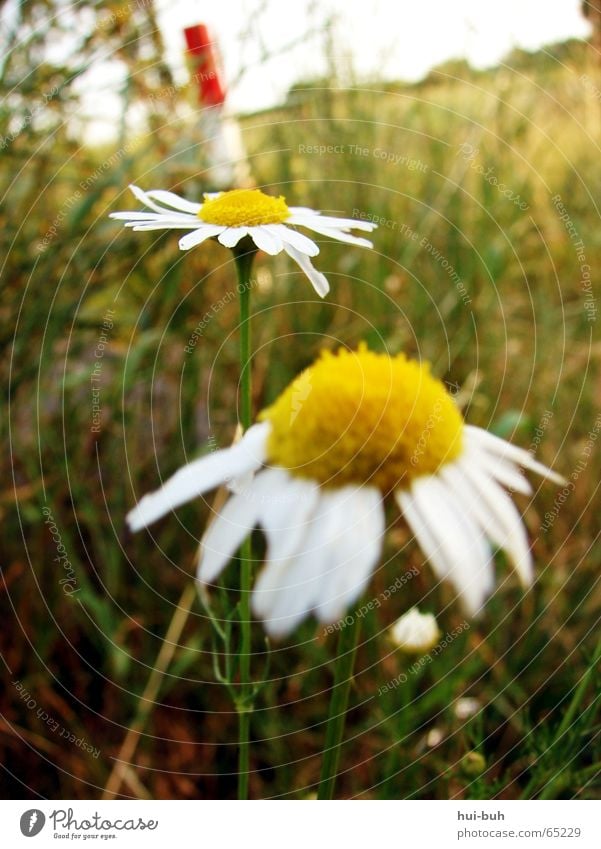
[521,633,601,799]
[233,245,256,800]
[235,247,254,432]
[317,614,361,799]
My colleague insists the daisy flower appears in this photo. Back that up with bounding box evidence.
[109,185,376,297]
[126,346,565,638]
[389,607,440,653]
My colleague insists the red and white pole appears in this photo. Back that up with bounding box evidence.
[183,24,251,189]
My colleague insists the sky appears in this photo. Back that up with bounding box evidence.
[8,0,587,142]
[154,0,592,114]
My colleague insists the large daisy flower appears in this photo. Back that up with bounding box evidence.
[127,347,564,638]
[109,185,376,297]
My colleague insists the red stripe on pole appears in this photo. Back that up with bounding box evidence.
[183,24,226,106]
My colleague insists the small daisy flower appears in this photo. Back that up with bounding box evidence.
[389,607,440,653]
[126,347,565,638]
[109,185,376,297]
[454,697,481,720]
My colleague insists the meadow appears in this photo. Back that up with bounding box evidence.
[1,20,600,799]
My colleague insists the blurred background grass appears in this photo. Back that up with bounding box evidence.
[1,1,600,799]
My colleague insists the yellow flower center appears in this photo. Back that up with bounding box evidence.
[198,189,290,227]
[260,347,464,492]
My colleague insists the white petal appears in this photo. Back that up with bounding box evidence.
[314,487,384,624]
[198,468,275,583]
[253,486,383,636]
[128,184,170,214]
[110,211,198,227]
[255,226,283,254]
[132,222,205,232]
[109,212,181,221]
[396,487,451,580]
[179,225,224,250]
[440,461,510,551]
[227,468,255,494]
[466,442,533,496]
[288,214,376,232]
[287,206,320,216]
[397,475,493,615]
[453,457,533,585]
[217,227,249,248]
[252,489,341,636]
[266,224,319,257]
[127,423,269,531]
[292,220,373,249]
[145,189,201,214]
[197,492,258,584]
[120,212,197,222]
[283,244,330,298]
[465,425,566,485]
[251,488,324,623]
[258,470,321,563]
[248,226,281,255]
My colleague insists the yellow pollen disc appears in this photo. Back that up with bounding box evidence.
[259,346,464,492]
[198,188,290,227]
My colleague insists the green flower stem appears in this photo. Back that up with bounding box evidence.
[235,248,254,433]
[317,614,361,799]
[234,245,256,800]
